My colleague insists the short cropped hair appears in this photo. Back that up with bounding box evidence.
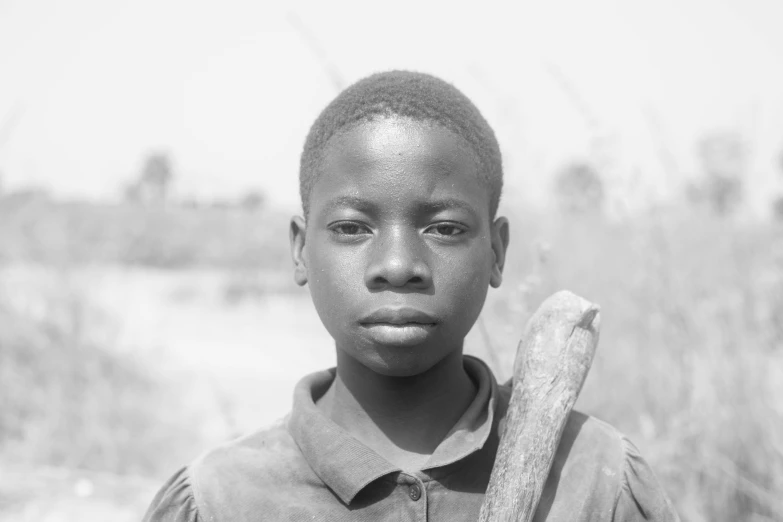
[299,70,503,217]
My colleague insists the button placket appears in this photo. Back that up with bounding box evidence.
[408,483,421,501]
[398,473,427,519]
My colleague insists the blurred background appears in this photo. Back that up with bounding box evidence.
[1,0,782,520]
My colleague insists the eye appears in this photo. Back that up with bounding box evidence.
[329,222,371,236]
[425,222,466,237]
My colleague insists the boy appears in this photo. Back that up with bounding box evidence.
[144,71,679,521]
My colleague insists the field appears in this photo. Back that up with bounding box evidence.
[0,198,781,521]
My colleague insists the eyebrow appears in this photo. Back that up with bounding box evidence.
[418,198,477,216]
[322,195,478,218]
[322,195,377,214]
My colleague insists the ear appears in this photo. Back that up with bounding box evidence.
[290,216,308,286]
[489,216,509,288]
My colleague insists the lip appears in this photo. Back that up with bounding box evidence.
[359,307,438,326]
[358,307,439,346]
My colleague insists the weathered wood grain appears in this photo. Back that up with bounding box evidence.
[478,290,601,522]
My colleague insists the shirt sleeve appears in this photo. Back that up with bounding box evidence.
[142,467,201,522]
[612,436,680,522]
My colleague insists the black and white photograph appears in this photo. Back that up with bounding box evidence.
[1,1,781,520]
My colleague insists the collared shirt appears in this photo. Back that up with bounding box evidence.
[143,356,680,521]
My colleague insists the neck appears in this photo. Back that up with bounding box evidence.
[316,349,477,470]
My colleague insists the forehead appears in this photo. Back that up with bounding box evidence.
[311,117,489,216]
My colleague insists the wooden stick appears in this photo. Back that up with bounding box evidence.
[478,290,601,522]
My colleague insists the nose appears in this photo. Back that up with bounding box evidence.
[364,228,433,290]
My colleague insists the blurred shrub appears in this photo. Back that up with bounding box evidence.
[125,151,174,204]
[240,190,266,212]
[773,195,783,221]
[0,199,292,270]
[688,132,746,216]
[553,162,605,214]
[479,208,783,521]
[0,304,202,476]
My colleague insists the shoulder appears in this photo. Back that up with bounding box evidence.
[558,410,627,472]
[191,415,302,485]
[495,382,679,520]
[145,415,321,522]
[495,381,626,473]
[142,466,199,522]
[190,415,324,520]
[545,413,680,520]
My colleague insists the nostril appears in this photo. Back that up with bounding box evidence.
[368,274,426,289]
[372,276,389,286]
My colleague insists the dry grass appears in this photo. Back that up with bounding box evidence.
[0,197,292,269]
[0,299,204,478]
[478,207,783,521]
[0,199,781,521]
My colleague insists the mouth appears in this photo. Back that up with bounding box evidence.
[359,307,438,346]
[359,307,438,327]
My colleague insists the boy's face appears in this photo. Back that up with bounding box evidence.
[291,116,508,377]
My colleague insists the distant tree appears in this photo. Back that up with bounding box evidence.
[693,132,745,215]
[240,190,266,211]
[210,199,231,210]
[123,181,140,203]
[141,152,173,202]
[180,197,201,209]
[1,104,25,200]
[772,197,783,221]
[775,147,783,221]
[125,151,174,205]
[2,187,50,206]
[553,162,604,214]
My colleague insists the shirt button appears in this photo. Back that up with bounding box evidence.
[408,484,421,501]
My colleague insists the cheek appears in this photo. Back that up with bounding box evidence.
[305,241,362,322]
[440,243,493,314]
[462,266,491,313]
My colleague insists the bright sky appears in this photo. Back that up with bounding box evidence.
[1,0,782,213]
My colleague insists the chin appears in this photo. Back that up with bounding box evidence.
[355,345,446,378]
[366,363,428,378]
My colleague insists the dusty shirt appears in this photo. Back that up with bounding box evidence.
[143,356,679,521]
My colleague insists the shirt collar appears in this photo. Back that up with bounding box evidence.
[287,355,499,505]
